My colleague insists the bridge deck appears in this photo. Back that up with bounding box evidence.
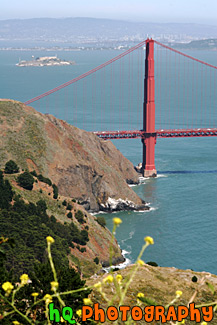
[94,128,217,140]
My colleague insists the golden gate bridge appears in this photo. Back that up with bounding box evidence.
[24,39,217,177]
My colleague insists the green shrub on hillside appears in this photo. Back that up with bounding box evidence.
[50,215,57,223]
[37,174,52,186]
[62,200,67,206]
[30,170,37,177]
[66,203,73,210]
[75,209,85,224]
[96,216,106,227]
[94,256,99,264]
[146,261,158,267]
[0,171,13,209]
[67,211,73,219]
[0,173,89,274]
[192,275,198,282]
[17,171,34,190]
[4,160,19,174]
[52,183,58,199]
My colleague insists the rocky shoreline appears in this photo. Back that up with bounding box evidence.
[101,254,126,268]
[98,197,149,212]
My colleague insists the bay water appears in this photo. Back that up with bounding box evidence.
[0,42,216,274]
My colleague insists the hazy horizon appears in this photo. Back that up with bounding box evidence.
[1,0,217,25]
[0,16,217,27]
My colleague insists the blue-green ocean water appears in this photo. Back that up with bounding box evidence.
[0,43,216,274]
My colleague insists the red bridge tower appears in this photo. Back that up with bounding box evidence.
[142,39,157,177]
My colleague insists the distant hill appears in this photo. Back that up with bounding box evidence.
[0,17,217,43]
[173,38,217,50]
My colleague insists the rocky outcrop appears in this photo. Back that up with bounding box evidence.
[0,100,148,212]
[99,197,149,212]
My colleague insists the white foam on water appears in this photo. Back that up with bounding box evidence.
[89,211,107,216]
[157,174,168,178]
[102,249,131,273]
[134,209,151,213]
[139,176,146,184]
[149,206,158,212]
[134,204,157,213]
[121,230,135,243]
[122,249,130,255]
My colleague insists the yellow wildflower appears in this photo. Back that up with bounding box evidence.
[176,290,183,297]
[83,298,92,305]
[94,282,102,289]
[2,281,14,294]
[31,292,39,297]
[50,281,59,291]
[12,321,20,325]
[113,217,122,225]
[44,294,53,303]
[103,275,113,284]
[46,236,55,244]
[60,317,65,323]
[144,236,154,245]
[20,274,29,285]
[137,292,145,298]
[76,309,82,317]
[201,322,207,325]
[137,259,145,266]
[116,274,122,283]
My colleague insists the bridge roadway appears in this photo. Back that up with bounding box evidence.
[94,128,217,140]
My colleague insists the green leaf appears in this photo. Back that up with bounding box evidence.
[206,282,215,295]
[138,296,158,306]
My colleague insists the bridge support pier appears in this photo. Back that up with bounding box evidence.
[142,135,157,177]
[142,38,157,177]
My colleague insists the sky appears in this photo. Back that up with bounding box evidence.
[1,0,217,25]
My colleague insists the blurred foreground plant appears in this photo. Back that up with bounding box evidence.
[0,236,91,324]
[0,219,216,324]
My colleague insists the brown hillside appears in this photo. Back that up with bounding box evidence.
[0,99,146,212]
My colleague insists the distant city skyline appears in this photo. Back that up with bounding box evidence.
[1,0,217,26]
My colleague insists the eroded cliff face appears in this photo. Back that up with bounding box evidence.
[0,100,147,212]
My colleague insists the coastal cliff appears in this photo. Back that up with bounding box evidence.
[0,99,147,212]
[0,99,149,275]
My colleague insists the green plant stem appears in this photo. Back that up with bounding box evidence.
[45,302,52,325]
[47,242,65,308]
[109,224,117,267]
[119,242,148,306]
[113,277,121,301]
[0,292,33,324]
[12,285,22,306]
[196,301,217,308]
[26,285,94,317]
[1,310,15,319]
[47,242,57,283]
[56,286,93,297]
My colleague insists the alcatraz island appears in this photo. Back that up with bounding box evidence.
[16,55,75,67]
